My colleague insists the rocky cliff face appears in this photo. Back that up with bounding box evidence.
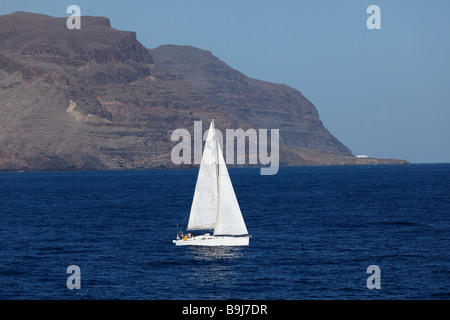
[149,45,408,166]
[0,12,407,171]
[0,12,230,171]
[149,45,352,155]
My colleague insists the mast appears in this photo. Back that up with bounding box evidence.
[213,119,220,236]
[186,120,219,231]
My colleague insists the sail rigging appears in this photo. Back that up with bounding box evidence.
[186,120,247,235]
[186,121,218,230]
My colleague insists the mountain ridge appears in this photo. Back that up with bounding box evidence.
[149,44,352,155]
[0,12,408,172]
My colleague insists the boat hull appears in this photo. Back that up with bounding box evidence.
[173,234,249,246]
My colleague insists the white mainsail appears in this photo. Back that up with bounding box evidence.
[187,121,218,230]
[186,119,248,236]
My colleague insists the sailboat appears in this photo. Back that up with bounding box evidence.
[173,120,250,246]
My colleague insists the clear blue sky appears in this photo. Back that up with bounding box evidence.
[1,0,449,163]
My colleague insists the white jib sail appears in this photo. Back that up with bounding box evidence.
[187,121,218,230]
[214,138,248,236]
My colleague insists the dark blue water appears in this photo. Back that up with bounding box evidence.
[0,164,449,299]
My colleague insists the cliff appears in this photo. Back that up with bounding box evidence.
[0,12,407,171]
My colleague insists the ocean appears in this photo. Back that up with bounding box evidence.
[0,164,449,300]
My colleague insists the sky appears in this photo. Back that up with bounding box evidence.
[1,0,449,163]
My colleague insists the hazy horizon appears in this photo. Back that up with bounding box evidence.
[1,0,449,163]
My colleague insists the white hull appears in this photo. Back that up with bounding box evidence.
[173,234,249,246]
